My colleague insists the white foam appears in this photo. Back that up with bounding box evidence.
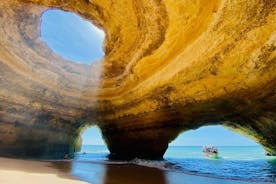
[129,158,175,171]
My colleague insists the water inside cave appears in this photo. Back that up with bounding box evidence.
[75,125,275,182]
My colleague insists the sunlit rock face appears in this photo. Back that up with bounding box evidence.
[0,0,275,159]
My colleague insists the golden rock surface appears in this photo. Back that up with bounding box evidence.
[0,0,275,159]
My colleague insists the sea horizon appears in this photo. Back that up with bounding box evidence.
[82,144,261,147]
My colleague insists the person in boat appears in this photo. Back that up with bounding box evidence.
[211,147,218,154]
[203,145,219,159]
[203,145,218,154]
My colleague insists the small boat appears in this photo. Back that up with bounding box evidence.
[203,145,219,160]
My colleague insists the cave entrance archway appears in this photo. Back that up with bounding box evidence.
[162,125,275,181]
[164,125,264,160]
[76,126,109,160]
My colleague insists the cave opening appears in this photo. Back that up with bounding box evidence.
[162,125,276,180]
[76,126,109,161]
[40,9,105,64]
[165,125,263,159]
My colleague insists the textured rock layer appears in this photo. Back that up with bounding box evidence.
[0,0,275,159]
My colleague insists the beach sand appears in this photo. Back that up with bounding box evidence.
[0,157,273,184]
[0,157,88,184]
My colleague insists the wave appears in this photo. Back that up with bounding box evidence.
[129,158,176,170]
[45,152,276,183]
[104,158,274,182]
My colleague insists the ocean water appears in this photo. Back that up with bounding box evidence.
[164,146,276,182]
[72,145,276,183]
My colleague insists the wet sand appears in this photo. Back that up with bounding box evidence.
[0,157,88,184]
[0,157,274,184]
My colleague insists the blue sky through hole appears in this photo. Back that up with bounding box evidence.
[82,125,258,146]
[41,9,104,64]
[41,9,259,147]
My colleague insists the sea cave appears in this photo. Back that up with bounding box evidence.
[0,0,275,160]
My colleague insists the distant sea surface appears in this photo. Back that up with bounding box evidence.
[70,145,276,183]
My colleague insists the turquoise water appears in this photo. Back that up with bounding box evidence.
[74,145,276,182]
[165,146,276,182]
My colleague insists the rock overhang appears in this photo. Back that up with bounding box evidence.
[0,0,275,159]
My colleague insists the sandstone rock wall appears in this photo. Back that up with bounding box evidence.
[0,0,275,159]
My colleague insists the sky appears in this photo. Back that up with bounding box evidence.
[169,126,258,146]
[81,127,106,145]
[41,10,259,147]
[80,126,258,146]
[41,9,105,63]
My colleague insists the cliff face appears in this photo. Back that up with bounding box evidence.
[0,0,275,159]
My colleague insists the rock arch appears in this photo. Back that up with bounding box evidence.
[0,0,275,159]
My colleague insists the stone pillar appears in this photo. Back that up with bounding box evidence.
[100,125,181,160]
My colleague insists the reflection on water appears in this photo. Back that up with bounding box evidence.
[49,146,276,184]
[71,162,106,184]
[50,159,276,184]
[103,164,167,184]
[51,161,167,184]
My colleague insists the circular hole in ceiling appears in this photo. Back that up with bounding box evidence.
[40,9,105,64]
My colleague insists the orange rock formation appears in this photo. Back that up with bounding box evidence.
[0,0,275,159]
